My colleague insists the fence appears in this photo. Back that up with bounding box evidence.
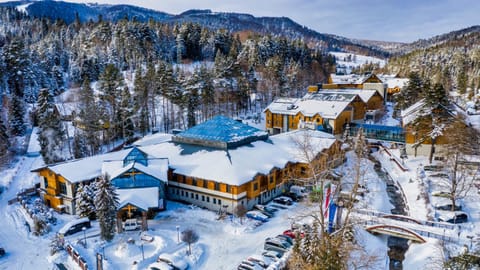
[66,244,89,270]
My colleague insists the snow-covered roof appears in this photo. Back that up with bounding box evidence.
[37,149,132,183]
[265,92,356,119]
[315,89,378,104]
[400,99,428,126]
[172,115,268,149]
[329,73,383,85]
[133,133,173,147]
[117,187,159,210]
[102,157,168,182]
[384,78,409,89]
[142,129,336,186]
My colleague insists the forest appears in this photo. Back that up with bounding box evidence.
[0,7,336,164]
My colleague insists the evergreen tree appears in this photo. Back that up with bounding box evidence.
[36,88,65,164]
[0,117,9,159]
[133,68,149,135]
[424,83,449,108]
[72,130,89,159]
[94,175,118,241]
[118,86,135,143]
[158,61,177,132]
[75,183,96,219]
[78,77,104,156]
[457,69,468,95]
[98,64,124,141]
[8,94,26,136]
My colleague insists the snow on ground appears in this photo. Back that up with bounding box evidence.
[329,52,386,74]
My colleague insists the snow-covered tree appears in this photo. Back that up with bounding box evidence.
[0,116,10,159]
[75,183,96,219]
[94,175,119,241]
[36,88,65,164]
[181,229,199,255]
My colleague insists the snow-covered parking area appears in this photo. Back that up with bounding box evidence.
[56,201,305,270]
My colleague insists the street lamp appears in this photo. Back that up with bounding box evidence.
[82,227,87,248]
[141,243,144,260]
[176,225,180,244]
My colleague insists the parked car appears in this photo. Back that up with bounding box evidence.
[273,196,293,205]
[283,229,304,239]
[0,247,5,257]
[157,253,189,270]
[264,238,289,254]
[58,217,91,237]
[261,250,282,261]
[123,218,140,231]
[254,205,276,217]
[271,235,293,248]
[254,204,278,213]
[237,260,263,270]
[247,254,273,268]
[437,211,469,224]
[148,262,174,270]
[246,211,269,222]
[284,192,301,202]
[435,204,462,211]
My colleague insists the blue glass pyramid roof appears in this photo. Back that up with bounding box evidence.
[172,115,268,149]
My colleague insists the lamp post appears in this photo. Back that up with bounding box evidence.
[176,225,180,244]
[141,243,144,260]
[467,235,474,250]
[82,227,87,248]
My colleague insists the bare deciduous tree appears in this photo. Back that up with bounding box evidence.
[181,229,199,255]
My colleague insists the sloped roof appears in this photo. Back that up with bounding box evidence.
[117,187,159,211]
[142,129,337,186]
[265,92,357,119]
[400,99,427,126]
[172,115,268,149]
[102,157,168,183]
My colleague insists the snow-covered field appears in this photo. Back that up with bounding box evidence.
[329,51,386,74]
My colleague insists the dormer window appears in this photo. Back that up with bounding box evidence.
[123,147,148,167]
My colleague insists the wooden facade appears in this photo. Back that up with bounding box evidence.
[166,140,343,213]
[35,167,78,214]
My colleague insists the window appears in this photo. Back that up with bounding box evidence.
[201,195,205,201]
[43,177,48,188]
[59,182,67,195]
[203,180,208,188]
[253,183,258,191]
[206,197,210,203]
[191,193,194,199]
[123,147,148,167]
[214,182,220,191]
[185,191,188,197]
[269,176,274,184]
[192,179,197,186]
[213,198,217,204]
[181,190,184,196]
[226,184,231,193]
[218,199,222,205]
[195,194,199,200]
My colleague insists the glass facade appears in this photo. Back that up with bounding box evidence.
[112,169,161,189]
[123,148,148,167]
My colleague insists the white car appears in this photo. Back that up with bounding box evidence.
[157,253,189,270]
[148,262,173,270]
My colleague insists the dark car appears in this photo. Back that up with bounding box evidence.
[438,211,468,224]
[273,197,293,205]
[435,204,462,211]
[0,247,5,257]
[284,192,301,202]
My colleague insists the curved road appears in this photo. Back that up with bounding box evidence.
[0,156,52,270]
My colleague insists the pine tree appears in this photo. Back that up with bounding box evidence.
[94,175,118,241]
[98,64,124,142]
[72,130,89,159]
[118,86,135,143]
[457,69,468,95]
[75,183,96,219]
[0,116,9,159]
[133,68,149,135]
[8,94,26,136]
[36,88,65,164]
[78,77,104,156]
